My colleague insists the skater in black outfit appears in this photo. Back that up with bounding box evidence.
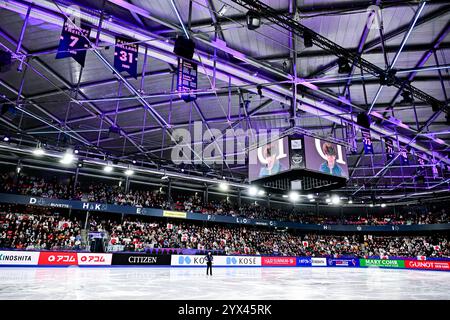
[205,251,213,275]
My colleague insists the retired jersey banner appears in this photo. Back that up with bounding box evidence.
[114,36,138,78]
[385,138,395,162]
[361,128,373,154]
[56,20,90,67]
[177,58,197,102]
[399,146,409,165]
[417,153,426,169]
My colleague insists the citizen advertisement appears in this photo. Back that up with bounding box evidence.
[248,137,290,182]
[404,260,450,271]
[112,253,171,266]
[327,258,359,267]
[261,257,297,266]
[38,252,78,266]
[77,253,112,266]
[303,135,349,178]
[359,259,405,268]
[0,250,40,265]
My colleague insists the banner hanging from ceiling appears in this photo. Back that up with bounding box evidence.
[177,58,197,102]
[384,138,394,162]
[361,128,373,154]
[113,36,139,78]
[56,19,91,67]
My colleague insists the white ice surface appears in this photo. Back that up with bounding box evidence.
[0,267,449,300]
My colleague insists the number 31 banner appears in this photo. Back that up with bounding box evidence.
[114,36,138,78]
[56,20,91,67]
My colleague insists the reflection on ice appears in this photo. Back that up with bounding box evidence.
[0,267,448,300]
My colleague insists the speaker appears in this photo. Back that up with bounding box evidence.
[173,36,195,60]
[0,50,12,72]
[303,30,313,48]
[357,112,371,129]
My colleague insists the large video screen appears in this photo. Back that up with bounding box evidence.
[303,136,349,178]
[248,137,290,182]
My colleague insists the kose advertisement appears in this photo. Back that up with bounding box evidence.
[360,259,405,268]
[171,255,261,267]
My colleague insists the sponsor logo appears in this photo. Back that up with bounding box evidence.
[163,211,187,219]
[226,257,258,265]
[0,251,40,265]
[262,257,296,266]
[177,256,207,265]
[311,258,327,266]
[207,215,216,221]
[38,252,78,265]
[236,218,249,224]
[82,202,107,211]
[405,260,450,270]
[78,253,112,265]
[360,259,405,268]
[327,258,359,267]
[297,257,312,266]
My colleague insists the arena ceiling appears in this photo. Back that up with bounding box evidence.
[0,0,449,203]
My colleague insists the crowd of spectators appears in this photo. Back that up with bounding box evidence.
[1,172,448,226]
[1,206,448,258]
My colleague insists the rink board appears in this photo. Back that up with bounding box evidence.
[1,250,449,271]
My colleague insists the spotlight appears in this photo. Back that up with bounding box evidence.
[16,166,21,173]
[77,161,83,168]
[325,198,331,203]
[303,29,313,48]
[289,191,299,202]
[348,199,353,204]
[246,11,261,30]
[338,57,351,74]
[2,135,10,142]
[307,194,313,199]
[125,169,134,176]
[132,160,137,164]
[219,182,229,191]
[282,195,288,198]
[104,164,113,173]
[370,203,374,207]
[32,147,45,157]
[74,149,79,154]
[60,149,75,165]
[258,189,265,196]
[161,175,169,180]
[248,186,258,196]
[331,195,340,204]
[218,4,228,16]
[381,203,386,208]
[309,198,315,202]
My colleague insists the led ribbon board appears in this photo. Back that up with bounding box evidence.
[177,58,197,102]
[114,36,139,78]
[56,20,90,67]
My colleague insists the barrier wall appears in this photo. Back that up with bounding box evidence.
[1,250,449,271]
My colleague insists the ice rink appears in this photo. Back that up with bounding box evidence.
[0,267,449,300]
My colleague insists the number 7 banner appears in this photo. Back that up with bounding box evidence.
[56,19,91,67]
[114,36,139,78]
